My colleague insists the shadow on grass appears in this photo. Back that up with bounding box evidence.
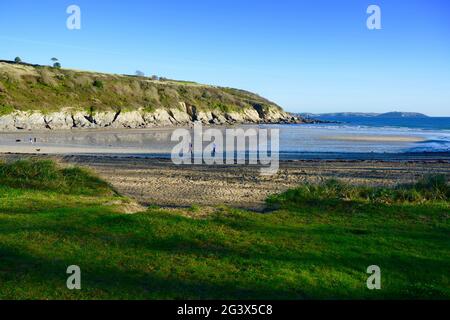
[1,206,449,299]
[0,244,309,300]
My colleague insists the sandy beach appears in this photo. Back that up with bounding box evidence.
[1,153,449,210]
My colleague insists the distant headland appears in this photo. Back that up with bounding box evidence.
[299,112,430,118]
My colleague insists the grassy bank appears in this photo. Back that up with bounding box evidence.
[0,61,280,115]
[0,160,448,299]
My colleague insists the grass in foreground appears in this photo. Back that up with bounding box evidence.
[0,160,449,299]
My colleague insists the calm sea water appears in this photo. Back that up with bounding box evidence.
[314,116,450,130]
[273,116,450,159]
[1,116,449,160]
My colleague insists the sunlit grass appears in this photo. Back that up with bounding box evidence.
[0,160,448,299]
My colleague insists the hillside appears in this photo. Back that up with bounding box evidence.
[376,112,429,118]
[0,61,300,130]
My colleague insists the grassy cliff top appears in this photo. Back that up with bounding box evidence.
[0,60,283,115]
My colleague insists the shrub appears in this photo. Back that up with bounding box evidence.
[93,80,104,89]
[411,174,449,201]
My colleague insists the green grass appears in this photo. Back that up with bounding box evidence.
[0,160,117,196]
[267,176,450,208]
[0,104,15,116]
[0,160,449,299]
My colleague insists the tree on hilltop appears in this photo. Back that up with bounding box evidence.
[51,58,61,68]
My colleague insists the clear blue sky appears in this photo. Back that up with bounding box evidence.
[1,0,449,116]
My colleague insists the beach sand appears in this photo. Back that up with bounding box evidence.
[0,144,166,155]
[1,153,449,210]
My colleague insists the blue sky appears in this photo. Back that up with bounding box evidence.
[0,0,449,116]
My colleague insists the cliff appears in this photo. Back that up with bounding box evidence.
[0,61,302,131]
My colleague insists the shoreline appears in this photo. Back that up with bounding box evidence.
[0,118,327,134]
[2,123,449,159]
[1,148,450,161]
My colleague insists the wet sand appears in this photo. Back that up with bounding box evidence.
[0,144,167,155]
[1,154,449,210]
[321,135,426,142]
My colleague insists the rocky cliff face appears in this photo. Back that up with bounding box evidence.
[0,103,300,131]
[0,61,303,131]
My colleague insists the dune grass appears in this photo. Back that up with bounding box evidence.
[267,175,450,208]
[0,160,117,196]
[0,160,448,299]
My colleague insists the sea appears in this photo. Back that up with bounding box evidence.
[1,116,449,160]
[274,116,450,160]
